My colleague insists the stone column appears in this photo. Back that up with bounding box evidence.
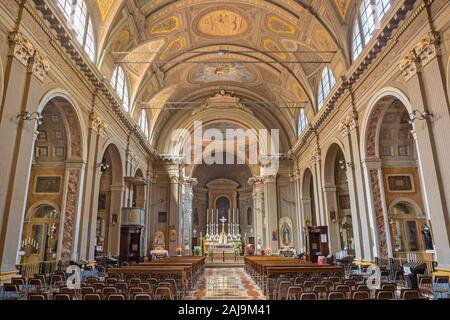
[263,174,279,251]
[291,170,305,250]
[362,161,391,258]
[0,32,50,280]
[168,165,181,254]
[58,161,85,266]
[338,112,367,261]
[399,31,450,268]
[249,177,265,251]
[322,186,340,253]
[78,113,107,261]
[181,177,197,253]
[311,146,326,226]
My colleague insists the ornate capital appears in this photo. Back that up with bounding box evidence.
[32,52,50,81]
[415,31,440,67]
[8,32,35,66]
[399,49,420,81]
[90,112,107,137]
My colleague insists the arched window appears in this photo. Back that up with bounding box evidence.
[138,109,149,138]
[352,0,392,60]
[56,0,96,62]
[298,108,308,135]
[318,66,336,109]
[111,67,130,112]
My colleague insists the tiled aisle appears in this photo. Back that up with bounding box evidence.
[186,267,266,300]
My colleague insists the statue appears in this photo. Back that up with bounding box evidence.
[422,224,434,251]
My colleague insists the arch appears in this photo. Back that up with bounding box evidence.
[25,201,61,221]
[100,142,124,185]
[387,197,424,218]
[301,168,314,200]
[36,89,87,161]
[322,142,347,187]
[360,87,413,160]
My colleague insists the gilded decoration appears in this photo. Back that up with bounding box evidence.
[197,10,248,37]
[160,37,185,61]
[149,16,180,35]
[267,16,296,35]
[333,0,351,20]
[263,38,287,61]
[191,63,254,83]
[96,0,115,21]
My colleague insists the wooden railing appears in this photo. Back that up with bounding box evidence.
[16,260,61,279]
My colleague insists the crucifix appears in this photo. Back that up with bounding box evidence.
[220,216,227,234]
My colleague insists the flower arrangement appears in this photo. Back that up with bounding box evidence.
[247,244,255,255]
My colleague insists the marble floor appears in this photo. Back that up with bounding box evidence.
[186,267,266,300]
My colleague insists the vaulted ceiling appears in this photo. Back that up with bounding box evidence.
[90,0,357,153]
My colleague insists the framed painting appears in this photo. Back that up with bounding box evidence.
[339,195,351,210]
[387,175,415,193]
[34,176,61,194]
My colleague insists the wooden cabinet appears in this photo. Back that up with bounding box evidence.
[308,226,329,263]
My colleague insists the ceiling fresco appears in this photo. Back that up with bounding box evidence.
[98,0,351,151]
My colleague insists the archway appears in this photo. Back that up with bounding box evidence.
[323,143,355,256]
[95,144,123,258]
[363,95,431,260]
[301,168,317,227]
[19,96,84,267]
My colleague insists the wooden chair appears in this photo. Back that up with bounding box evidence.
[401,289,420,300]
[50,274,64,287]
[102,286,117,299]
[286,286,302,300]
[54,293,71,301]
[356,284,369,291]
[60,287,76,299]
[381,283,397,292]
[116,282,129,294]
[328,291,346,300]
[302,280,316,292]
[299,292,318,300]
[108,294,126,301]
[294,277,306,286]
[86,277,99,284]
[106,278,118,286]
[313,285,328,300]
[376,290,394,300]
[93,282,105,293]
[418,276,433,297]
[83,293,101,300]
[277,281,292,300]
[139,282,153,294]
[154,286,173,300]
[128,277,141,287]
[321,280,334,291]
[28,278,43,292]
[134,293,152,300]
[81,286,95,295]
[3,284,19,299]
[28,293,47,300]
[352,291,370,300]
[11,278,26,294]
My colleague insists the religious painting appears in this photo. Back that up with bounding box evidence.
[267,16,296,35]
[149,16,180,35]
[263,38,287,60]
[279,217,294,248]
[215,196,230,221]
[247,207,253,226]
[35,176,61,194]
[197,10,248,37]
[153,231,165,249]
[160,37,185,61]
[191,63,254,83]
[98,194,106,210]
[339,195,351,210]
[169,225,176,243]
[272,230,278,241]
[387,175,415,193]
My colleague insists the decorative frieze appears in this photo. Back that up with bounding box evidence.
[89,112,108,137]
[339,111,359,137]
[399,49,420,81]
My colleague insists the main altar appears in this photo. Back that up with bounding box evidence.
[204,212,242,262]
